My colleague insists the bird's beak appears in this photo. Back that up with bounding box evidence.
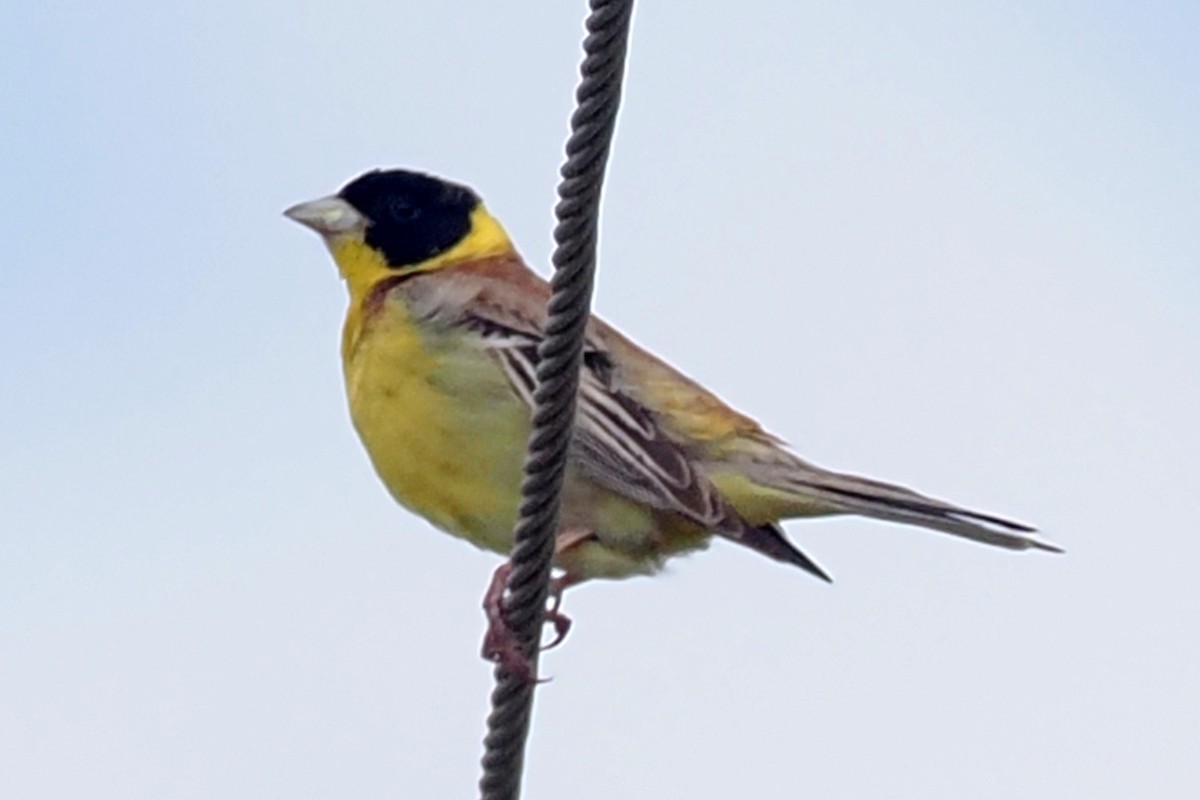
[283,195,367,238]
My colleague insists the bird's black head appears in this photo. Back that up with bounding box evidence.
[338,169,481,268]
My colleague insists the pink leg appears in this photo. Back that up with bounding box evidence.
[478,530,594,679]
[541,573,583,651]
[538,528,594,651]
[480,561,537,682]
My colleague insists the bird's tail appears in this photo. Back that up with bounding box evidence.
[771,459,1061,553]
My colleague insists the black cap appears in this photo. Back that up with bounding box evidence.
[339,169,480,268]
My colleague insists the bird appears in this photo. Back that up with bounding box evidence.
[285,168,1059,677]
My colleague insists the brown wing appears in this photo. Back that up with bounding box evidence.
[395,254,832,579]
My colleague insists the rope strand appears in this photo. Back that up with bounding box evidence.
[478,2,635,798]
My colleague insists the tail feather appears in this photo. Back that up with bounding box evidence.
[710,454,1059,582]
[779,464,1062,553]
[721,521,833,583]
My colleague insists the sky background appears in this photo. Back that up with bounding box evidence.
[2,2,1198,798]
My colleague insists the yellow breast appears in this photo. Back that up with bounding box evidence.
[342,285,530,554]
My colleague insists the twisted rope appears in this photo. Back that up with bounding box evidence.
[478,1,635,798]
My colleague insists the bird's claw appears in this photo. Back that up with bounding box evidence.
[480,563,576,681]
[540,576,573,651]
[540,608,572,652]
[481,562,537,682]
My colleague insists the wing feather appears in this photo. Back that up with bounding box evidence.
[470,313,727,527]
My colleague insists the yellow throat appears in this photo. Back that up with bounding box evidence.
[328,204,513,361]
[330,205,513,301]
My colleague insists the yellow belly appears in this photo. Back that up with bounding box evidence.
[344,301,529,553]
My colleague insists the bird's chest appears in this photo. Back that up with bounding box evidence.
[342,303,529,548]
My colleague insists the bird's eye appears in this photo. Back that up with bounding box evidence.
[391,201,421,221]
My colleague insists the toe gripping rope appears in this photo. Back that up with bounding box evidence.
[478,1,635,799]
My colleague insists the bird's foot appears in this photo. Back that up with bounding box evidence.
[540,575,577,651]
[480,562,538,682]
[538,529,591,652]
[480,563,582,681]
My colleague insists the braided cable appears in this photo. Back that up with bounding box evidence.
[478,1,635,798]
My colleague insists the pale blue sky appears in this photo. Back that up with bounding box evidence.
[2,2,1198,798]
